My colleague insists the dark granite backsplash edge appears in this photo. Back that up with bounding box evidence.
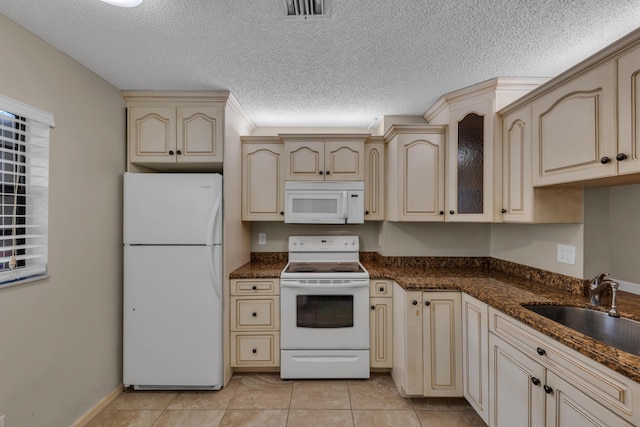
[249,251,589,296]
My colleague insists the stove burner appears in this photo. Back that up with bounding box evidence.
[291,266,318,272]
[331,265,358,272]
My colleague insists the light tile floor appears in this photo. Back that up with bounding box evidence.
[86,374,487,427]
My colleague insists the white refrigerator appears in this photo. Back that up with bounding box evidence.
[123,172,223,390]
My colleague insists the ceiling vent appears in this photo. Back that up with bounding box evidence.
[284,0,328,19]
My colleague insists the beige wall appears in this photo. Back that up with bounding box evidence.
[0,15,125,427]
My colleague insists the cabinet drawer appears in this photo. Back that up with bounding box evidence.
[370,280,393,297]
[230,279,279,296]
[230,297,279,330]
[231,333,280,367]
[489,307,638,420]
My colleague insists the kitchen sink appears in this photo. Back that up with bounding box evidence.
[523,305,640,356]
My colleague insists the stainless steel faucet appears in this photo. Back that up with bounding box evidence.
[588,272,620,317]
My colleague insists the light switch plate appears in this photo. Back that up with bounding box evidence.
[557,244,576,265]
[258,233,267,245]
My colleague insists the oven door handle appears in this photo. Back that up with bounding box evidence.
[281,280,369,289]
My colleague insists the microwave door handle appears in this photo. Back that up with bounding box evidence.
[342,191,348,223]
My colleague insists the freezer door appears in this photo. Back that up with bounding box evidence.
[123,245,223,389]
[123,172,222,245]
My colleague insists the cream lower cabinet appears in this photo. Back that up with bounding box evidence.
[384,125,447,221]
[369,280,392,368]
[230,279,280,368]
[462,294,489,424]
[501,105,583,223]
[391,283,462,396]
[489,307,639,426]
[241,138,285,221]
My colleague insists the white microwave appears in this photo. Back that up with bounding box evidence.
[285,181,365,224]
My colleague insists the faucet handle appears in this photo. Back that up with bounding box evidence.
[590,272,610,285]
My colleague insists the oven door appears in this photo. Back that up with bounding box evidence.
[280,279,369,350]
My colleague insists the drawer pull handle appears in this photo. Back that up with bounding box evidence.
[600,156,611,164]
[531,377,541,386]
[252,348,257,354]
[252,312,257,317]
[536,347,546,356]
[252,285,257,290]
[543,385,553,394]
[616,153,628,161]
[379,286,385,292]
[501,208,507,213]
[412,300,418,305]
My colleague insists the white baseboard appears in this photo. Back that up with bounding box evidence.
[71,384,123,427]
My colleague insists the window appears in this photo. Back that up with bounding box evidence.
[0,95,54,287]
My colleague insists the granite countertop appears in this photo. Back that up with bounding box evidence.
[229,256,640,383]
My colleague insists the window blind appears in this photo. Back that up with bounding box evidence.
[0,95,53,286]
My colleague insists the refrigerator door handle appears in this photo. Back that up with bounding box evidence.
[206,192,223,245]
[209,246,222,299]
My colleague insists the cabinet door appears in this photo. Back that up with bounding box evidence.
[532,61,616,185]
[370,297,392,368]
[324,140,364,180]
[391,288,424,396]
[128,106,176,164]
[176,106,223,163]
[502,106,534,222]
[447,101,496,222]
[395,133,445,221]
[364,141,385,220]
[242,143,285,221]
[462,294,489,424]
[489,333,545,427]
[545,370,633,427]
[284,141,324,180]
[617,45,640,175]
[422,291,462,397]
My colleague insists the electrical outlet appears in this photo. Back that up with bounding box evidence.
[258,233,267,245]
[557,244,576,265]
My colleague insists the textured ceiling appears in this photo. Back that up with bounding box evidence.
[1,1,639,127]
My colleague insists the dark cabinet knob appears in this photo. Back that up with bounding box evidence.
[176,150,182,155]
[169,150,174,155]
[379,286,385,292]
[252,312,257,317]
[326,171,331,175]
[501,208,507,214]
[424,301,431,306]
[543,385,553,394]
[536,347,546,356]
[365,211,370,215]
[412,300,418,305]
[600,156,611,164]
[252,285,257,290]
[280,211,284,215]
[616,153,628,161]
[371,305,376,310]
[439,211,444,215]
[531,377,541,386]
[252,348,257,354]
[319,170,323,175]
[449,210,455,215]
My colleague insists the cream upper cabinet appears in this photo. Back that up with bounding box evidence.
[241,138,285,221]
[384,125,446,222]
[125,92,226,169]
[461,294,489,425]
[391,283,462,397]
[501,105,583,223]
[531,61,617,186]
[364,138,385,220]
[424,78,546,222]
[369,279,393,369]
[282,135,366,181]
[617,44,640,175]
